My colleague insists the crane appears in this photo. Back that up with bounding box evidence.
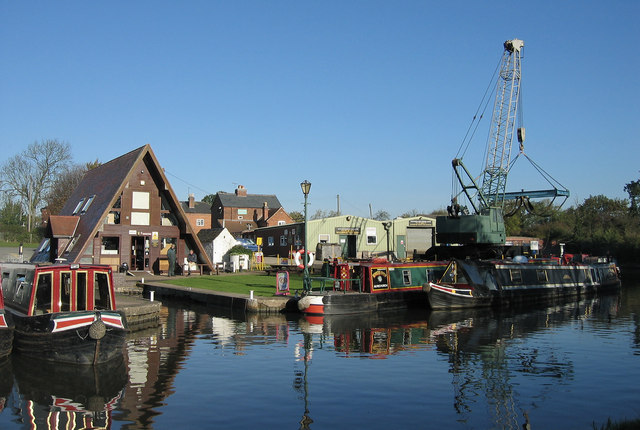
[435,39,569,254]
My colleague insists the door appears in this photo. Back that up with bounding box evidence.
[131,236,145,270]
[396,235,406,259]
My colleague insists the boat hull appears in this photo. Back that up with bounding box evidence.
[425,260,621,310]
[297,290,427,316]
[0,311,14,359]
[10,310,127,365]
[424,283,491,310]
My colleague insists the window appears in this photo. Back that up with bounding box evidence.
[80,195,95,214]
[132,191,150,209]
[366,227,377,245]
[280,236,287,246]
[278,220,286,226]
[107,211,121,224]
[536,269,548,282]
[72,198,85,215]
[238,209,248,215]
[94,272,111,310]
[76,272,87,311]
[196,218,205,226]
[402,270,412,285]
[268,236,274,246]
[131,212,150,225]
[60,272,71,312]
[510,269,523,284]
[101,237,120,255]
[34,273,52,314]
[319,234,330,243]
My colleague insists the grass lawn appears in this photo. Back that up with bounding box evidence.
[161,272,305,297]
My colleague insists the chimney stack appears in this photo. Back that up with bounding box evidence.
[262,201,269,221]
[188,193,195,209]
[235,185,247,197]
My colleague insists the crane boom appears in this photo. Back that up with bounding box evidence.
[481,39,524,209]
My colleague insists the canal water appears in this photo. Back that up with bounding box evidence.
[1,280,639,429]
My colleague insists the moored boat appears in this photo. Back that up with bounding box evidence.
[424,256,621,310]
[0,263,127,364]
[297,259,447,316]
[0,286,14,359]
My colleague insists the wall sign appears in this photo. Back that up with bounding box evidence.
[335,227,361,235]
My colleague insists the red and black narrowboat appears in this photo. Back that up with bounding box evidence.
[0,263,127,364]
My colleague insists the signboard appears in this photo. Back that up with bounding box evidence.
[530,240,539,251]
[408,219,433,227]
[336,227,361,235]
[276,271,290,295]
[371,268,389,291]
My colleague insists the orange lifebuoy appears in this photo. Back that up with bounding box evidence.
[294,249,315,269]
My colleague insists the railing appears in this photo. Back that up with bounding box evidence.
[308,276,362,293]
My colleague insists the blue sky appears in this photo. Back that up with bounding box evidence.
[1,1,638,218]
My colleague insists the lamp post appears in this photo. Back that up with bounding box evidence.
[300,180,311,292]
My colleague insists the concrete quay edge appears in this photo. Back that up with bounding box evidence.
[139,281,297,314]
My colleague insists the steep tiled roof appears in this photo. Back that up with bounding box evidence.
[217,192,282,209]
[181,201,211,214]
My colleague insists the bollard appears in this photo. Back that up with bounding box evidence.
[141,277,144,284]
[250,290,254,299]
[150,291,155,302]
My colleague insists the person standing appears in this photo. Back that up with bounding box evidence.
[167,243,176,276]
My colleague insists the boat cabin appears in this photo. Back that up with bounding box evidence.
[1,263,116,317]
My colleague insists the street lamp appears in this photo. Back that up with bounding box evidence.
[300,180,311,292]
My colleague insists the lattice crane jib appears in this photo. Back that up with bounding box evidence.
[480,39,524,210]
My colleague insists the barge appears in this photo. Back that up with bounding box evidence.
[297,259,447,316]
[0,263,127,364]
[424,256,621,310]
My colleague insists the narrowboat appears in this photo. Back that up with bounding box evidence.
[0,263,127,364]
[424,256,621,310]
[297,259,447,316]
[0,286,14,359]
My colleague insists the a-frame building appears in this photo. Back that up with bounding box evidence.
[32,144,213,274]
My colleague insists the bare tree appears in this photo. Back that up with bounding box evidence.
[0,140,72,237]
[45,159,100,216]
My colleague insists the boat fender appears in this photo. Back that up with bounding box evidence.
[422,283,431,293]
[294,249,315,269]
[297,296,312,312]
[89,319,107,340]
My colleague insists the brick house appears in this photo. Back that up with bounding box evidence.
[181,193,212,234]
[211,185,293,237]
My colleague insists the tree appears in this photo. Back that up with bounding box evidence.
[202,194,216,206]
[400,209,427,218]
[45,159,100,215]
[288,211,304,223]
[0,140,72,237]
[624,176,640,215]
[310,209,339,220]
[372,210,390,221]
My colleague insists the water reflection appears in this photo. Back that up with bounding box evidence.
[11,355,127,428]
[0,285,637,429]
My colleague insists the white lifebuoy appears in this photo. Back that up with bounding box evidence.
[294,249,315,269]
